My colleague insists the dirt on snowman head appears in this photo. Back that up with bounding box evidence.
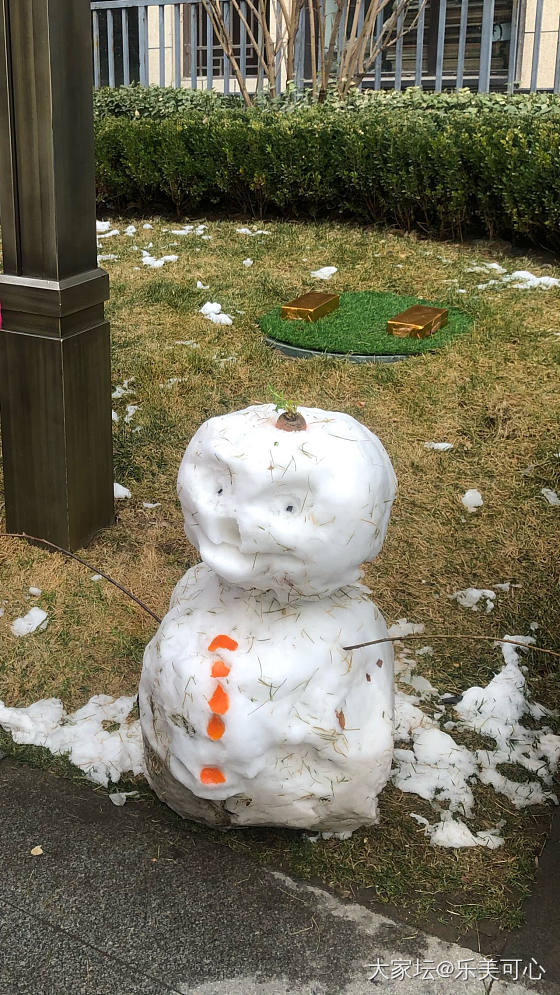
[140,403,398,832]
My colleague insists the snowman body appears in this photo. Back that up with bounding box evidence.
[140,404,397,831]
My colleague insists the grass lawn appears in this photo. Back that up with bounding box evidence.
[1,218,559,937]
[260,290,473,356]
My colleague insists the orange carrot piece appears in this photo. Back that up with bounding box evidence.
[209,684,229,715]
[211,660,230,678]
[207,714,225,740]
[200,766,226,785]
[208,634,238,652]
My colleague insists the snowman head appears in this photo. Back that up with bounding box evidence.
[178,404,397,597]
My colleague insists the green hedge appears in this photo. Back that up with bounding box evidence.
[94,87,560,247]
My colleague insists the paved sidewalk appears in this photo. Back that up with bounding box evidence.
[0,756,554,995]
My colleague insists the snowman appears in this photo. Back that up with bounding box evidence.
[139,403,397,832]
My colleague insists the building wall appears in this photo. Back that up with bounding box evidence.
[519,0,560,87]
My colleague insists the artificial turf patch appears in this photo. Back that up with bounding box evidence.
[259,290,473,356]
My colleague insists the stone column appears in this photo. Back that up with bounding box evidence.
[0,0,114,549]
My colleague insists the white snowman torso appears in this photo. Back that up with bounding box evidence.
[140,404,397,831]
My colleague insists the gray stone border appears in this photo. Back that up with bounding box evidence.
[265,337,415,364]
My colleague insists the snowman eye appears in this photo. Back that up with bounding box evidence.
[286,504,294,513]
[217,488,223,495]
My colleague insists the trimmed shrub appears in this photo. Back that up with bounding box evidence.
[94,87,560,247]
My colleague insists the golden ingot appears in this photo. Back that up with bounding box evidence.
[387,305,448,339]
[281,292,339,323]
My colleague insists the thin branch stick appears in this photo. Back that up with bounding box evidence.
[343,633,560,660]
[1,532,163,625]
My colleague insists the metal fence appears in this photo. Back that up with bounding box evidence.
[91,0,560,94]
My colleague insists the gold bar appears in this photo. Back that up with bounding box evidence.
[281,291,339,323]
[387,305,448,339]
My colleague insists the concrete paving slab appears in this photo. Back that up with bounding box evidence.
[0,758,551,995]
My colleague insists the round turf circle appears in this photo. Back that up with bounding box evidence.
[259,290,473,357]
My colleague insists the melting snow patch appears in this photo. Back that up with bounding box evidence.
[236,227,270,236]
[124,225,136,236]
[311,266,337,280]
[11,607,48,637]
[112,380,134,400]
[97,229,119,239]
[96,221,112,233]
[478,269,560,291]
[200,301,233,325]
[28,587,42,597]
[411,812,505,849]
[424,441,454,451]
[461,488,483,513]
[450,587,496,612]
[242,258,253,267]
[109,791,139,807]
[91,575,103,582]
[114,483,131,500]
[124,404,139,424]
[143,223,153,230]
[97,254,117,263]
[391,628,560,846]
[143,502,161,509]
[541,487,560,506]
[141,250,178,269]
[196,280,209,289]
[0,695,144,787]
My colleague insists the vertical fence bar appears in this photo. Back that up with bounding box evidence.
[356,0,364,89]
[138,5,148,84]
[107,9,115,86]
[295,3,306,90]
[223,1,231,93]
[456,0,468,88]
[257,15,264,91]
[478,0,494,92]
[506,0,519,92]
[434,0,446,92]
[240,0,247,82]
[190,2,198,87]
[174,3,181,86]
[415,0,425,86]
[394,8,404,90]
[122,9,130,85]
[159,4,166,85]
[530,0,544,92]
[206,10,214,89]
[555,9,560,93]
[374,8,383,89]
[93,10,101,89]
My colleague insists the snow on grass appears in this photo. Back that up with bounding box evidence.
[124,404,139,424]
[10,607,48,637]
[196,280,209,289]
[236,227,270,236]
[461,488,483,513]
[96,221,112,233]
[450,587,496,612]
[391,625,560,847]
[0,695,143,787]
[310,266,337,280]
[242,258,253,267]
[97,229,119,239]
[141,250,178,269]
[114,482,131,500]
[424,441,454,451]
[97,254,117,263]
[411,811,505,849]
[541,487,560,506]
[172,224,206,236]
[142,502,161,509]
[28,587,42,597]
[477,269,560,291]
[112,379,134,400]
[124,225,136,236]
[200,301,233,325]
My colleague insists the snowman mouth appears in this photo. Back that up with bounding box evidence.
[197,533,303,583]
